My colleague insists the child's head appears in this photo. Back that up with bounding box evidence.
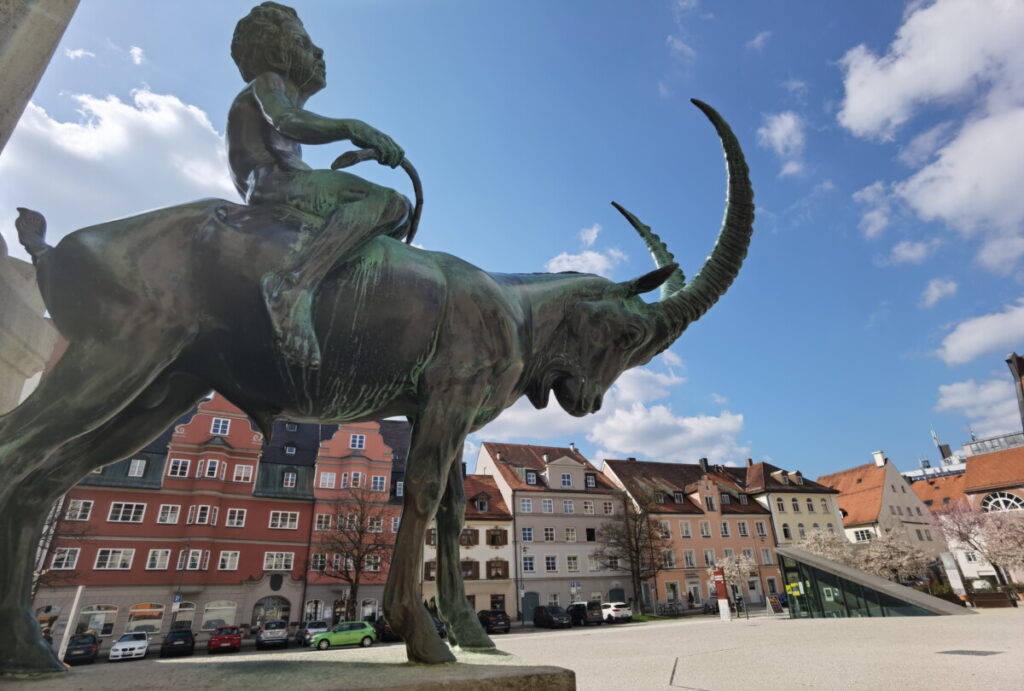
[231,2,325,91]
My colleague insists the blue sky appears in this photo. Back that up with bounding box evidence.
[3,0,1024,478]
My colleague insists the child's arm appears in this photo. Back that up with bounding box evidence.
[252,72,403,167]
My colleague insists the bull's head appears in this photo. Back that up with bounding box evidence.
[526,99,754,417]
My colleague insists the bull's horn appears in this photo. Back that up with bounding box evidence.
[662,99,754,328]
[611,201,685,300]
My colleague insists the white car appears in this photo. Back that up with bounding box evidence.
[601,602,633,623]
[108,632,150,661]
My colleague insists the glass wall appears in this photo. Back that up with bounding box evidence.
[780,556,935,618]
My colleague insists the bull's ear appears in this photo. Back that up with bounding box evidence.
[621,263,679,297]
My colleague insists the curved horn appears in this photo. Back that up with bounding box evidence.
[611,201,685,300]
[663,99,754,328]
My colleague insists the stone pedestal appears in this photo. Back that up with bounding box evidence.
[2,646,576,690]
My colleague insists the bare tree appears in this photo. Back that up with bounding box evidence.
[33,498,94,599]
[795,529,855,567]
[854,528,930,583]
[593,492,672,612]
[312,487,396,620]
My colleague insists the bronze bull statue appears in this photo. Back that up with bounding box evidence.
[0,99,752,675]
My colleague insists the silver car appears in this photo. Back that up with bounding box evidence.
[255,619,289,649]
[107,632,150,661]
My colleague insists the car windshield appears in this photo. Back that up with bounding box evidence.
[264,621,286,630]
[309,621,327,628]
[216,627,238,635]
[119,633,147,641]
[547,607,567,615]
[69,634,94,645]
[166,632,190,639]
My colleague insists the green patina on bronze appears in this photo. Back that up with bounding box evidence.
[0,2,753,677]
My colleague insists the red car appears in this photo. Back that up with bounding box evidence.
[207,625,242,653]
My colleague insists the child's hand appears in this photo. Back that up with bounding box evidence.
[350,123,404,168]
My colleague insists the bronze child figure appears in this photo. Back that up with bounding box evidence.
[229,1,412,368]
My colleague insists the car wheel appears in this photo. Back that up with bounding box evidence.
[317,639,330,650]
[360,636,372,648]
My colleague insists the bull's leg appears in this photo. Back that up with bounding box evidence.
[436,461,494,650]
[0,340,196,677]
[384,406,478,664]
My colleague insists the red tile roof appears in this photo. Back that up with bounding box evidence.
[604,459,770,515]
[963,445,1024,493]
[481,442,618,493]
[463,475,512,520]
[816,462,885,527]
[745,462,838,495]
[910,473,968,512]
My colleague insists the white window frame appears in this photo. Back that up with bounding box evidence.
[107,502,146,523]
[543,526,555,542]
[65,499,93,521]
[583,500,594,515]
[128,458,147,477]
[269,511,299,530]
[603,501,614,515]
[168,458,190,478]
[233,464,253,483]
[315,514,332,530]
[683,549,696,568]
[263,552,294,570]
[51,547,79,570]
[225,508,246,527]
[761,548,773,565]
[319,472,336,489]
[717,519,727,537]
[567,555,579,572]
[396,481,404,497]
[350,434,366,450]
[204,460,219,478]
[95,548,135,570]
[522,556,535,573]
[368,516,383,533]
[680,520,692,538]
[563,500,575,514]
[520,498,532,513]
[542,499,554,514]
[544,555,557,573]
[218,551,239,571]
[522,527,533,542]
[561,472,572,487]
[157,504,180,525]
[283,472,297,488]
[210,417,230,436]
[146,549,170,570]
[755,521,767,537]
[565,527,577,542]
[391,517,401,533]
[351,471,362,488]
[738,521,749,537]
[371,475,386,492]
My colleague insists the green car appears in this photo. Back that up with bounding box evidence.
[308,622,377,650]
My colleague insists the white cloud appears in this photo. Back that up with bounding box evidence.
[710,393,728,405]
[852,181,892,239]
[885,239,942,265]
[64,48,95,60]
[660,350,683,368]
[920,278,958,308]
[666,35,696,62]
[837,0,1024,140]
[782,79,807,95]
[129,46,145,65]
[658,81,673,100]
[471,364,749,464]
[544,249,625,277]
[936,300,1024,365]
[935,378,1020,438]
[757,111,805,177]
[579,223,601,248]
[897,121,954,167]
[746,31,771,52]
[0,89,236,260]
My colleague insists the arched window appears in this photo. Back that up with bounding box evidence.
[171,601,196,631]
[127,603,165,633]
[981,491,1024,512]
[776,497,785,512]
[782,523,791,540]
[820,498,829,512]
[806,498,815,512]
[812,523,820,531]
[304,600,325,621]
[791,498,800,513]
[826,523,835,533]
[36,605,61,634]
[203,600,239,630]
[797,523,806,538]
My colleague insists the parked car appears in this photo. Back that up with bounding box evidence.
[601,602,632,623]
[477,609,511,634]
[159,630,195,658]
[62,633,100,665]
[255,619,289,650]
[532,605,571,628]
[308,621,377,650]
[295,620,329,647]
[108,632,150,661]
[567,601,604,626]
[207,625,242,653]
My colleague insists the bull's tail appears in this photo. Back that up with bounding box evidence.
[15,207,50,265]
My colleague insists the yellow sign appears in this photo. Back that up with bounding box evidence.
[785,582,804,596]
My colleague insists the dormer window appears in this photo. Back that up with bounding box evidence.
[739,495,748,505]
[673,491,684,504]
[475,497,489,512]
[211,417,230,436]
[285,445,296,455]
[526,471,537,485]
[793,474,804,485]
[655,492,665,504]
[585,474,596,488]
[780,474,790,485]
[704,496,715,511]
[720,493,731,505]
[285,423,297,432]
[561,473,572,488]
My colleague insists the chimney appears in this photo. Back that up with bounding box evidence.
[627,457,636,462]
[872,451,886,467]
[698,457,708,472]
[920,459,931,469]
[569,442,577,452]
[542,453,549,463]
[496,452,502,462]
[745,458,754,467]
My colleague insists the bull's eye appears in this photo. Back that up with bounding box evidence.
[618,325,644,349]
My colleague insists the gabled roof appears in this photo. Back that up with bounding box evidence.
[604,459,770,515]
[464,475,512,520]
[911,473,968,512]
[482,442,616,492]
[817,462,886,527]
[963,445,1024,493]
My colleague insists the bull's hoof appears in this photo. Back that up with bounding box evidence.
[447,611,494,650]
[0,642,67,678]
[405,635,456,665]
